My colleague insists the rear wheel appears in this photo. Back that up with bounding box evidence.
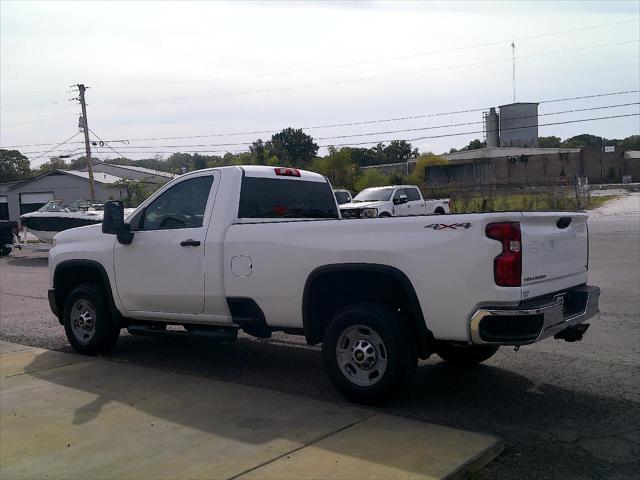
[434,207,445,215]
[436,343,499,366]
[63,283,120,355]
[322,302,417,404]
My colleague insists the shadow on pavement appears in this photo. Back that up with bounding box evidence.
[23,334,639,477]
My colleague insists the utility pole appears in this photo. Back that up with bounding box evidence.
[77,84,96,201]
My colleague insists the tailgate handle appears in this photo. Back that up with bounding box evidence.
[556,217,572,229]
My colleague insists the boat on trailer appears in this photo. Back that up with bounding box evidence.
[20,200,106,243]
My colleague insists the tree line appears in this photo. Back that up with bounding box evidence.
[2,130,639,195]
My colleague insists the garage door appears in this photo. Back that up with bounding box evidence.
[20,192,54,215]
[0,196,8,220]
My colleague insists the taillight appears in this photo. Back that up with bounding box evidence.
[486,222,521,287]
[274,167,301,177]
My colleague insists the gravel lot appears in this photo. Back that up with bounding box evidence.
[1,194,638,479]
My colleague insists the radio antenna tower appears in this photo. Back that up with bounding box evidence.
[511,36,516,103]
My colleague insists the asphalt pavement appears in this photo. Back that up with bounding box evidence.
[1,196,638,479]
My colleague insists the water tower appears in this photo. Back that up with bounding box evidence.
[498,102,539,147]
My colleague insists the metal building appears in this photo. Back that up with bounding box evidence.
[498,102,539,148]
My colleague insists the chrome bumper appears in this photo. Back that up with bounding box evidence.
[470,285,600,345]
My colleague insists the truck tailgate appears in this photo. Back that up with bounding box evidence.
[520,212,589,299]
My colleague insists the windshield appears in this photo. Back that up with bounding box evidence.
[38,201,68,213]
[353,188,394,202]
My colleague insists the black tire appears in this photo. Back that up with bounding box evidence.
[322,302,417,405]
[436,343,499,366]
[434,207,445,215]
[63,283,120,355]
[378,212,392,218]
[0,246,11,256]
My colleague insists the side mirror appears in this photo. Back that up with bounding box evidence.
[102,201,134,245]
[102,201,124,234]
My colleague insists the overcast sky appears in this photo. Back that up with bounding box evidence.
[1,1,639,167]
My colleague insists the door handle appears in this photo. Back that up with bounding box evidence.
[180,239,201,247]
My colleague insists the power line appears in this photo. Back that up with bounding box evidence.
[8,91,638,151]
[27,132,82,162]
[322,113,640,147]
[88,128,128,159]
[49,102,638,150]
[89,20,638,90]
[25,113,637,158]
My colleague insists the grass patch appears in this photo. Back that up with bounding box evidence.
[451,194,618,213]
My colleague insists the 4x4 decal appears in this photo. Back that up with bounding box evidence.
[424,223,472,230]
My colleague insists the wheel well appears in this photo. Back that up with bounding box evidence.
[434,207,445,214]
[302,264,431,346]
[53,261,119,325]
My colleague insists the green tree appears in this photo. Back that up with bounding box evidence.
[31,157,67,176]
[561,134,603,148]
[0,149,30,181]
[449,139,486,153]
[538,136,562,148]
[267,128,318,167]
[354,168,388,192]
[382,140,418,163]
[109,179,160,207]
[309,147,357,190]
[408,152,448,185]
[250,139,267,165]
[621,135,640,150]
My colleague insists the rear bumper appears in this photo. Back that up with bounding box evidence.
[470,285,600,345]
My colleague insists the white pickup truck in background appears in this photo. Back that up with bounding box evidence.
[339,185,450,218]
[48,166,599,403]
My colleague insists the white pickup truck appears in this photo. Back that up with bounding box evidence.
[48,166,600,403]
[339,185,450,218]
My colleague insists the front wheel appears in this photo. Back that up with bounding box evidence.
[63,283,120,355]
[436,343,499,366]
[0,246,11,256]
[322,302,417,404]
[378,212,392,218]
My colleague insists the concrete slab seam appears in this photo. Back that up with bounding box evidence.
[228,412,379,480]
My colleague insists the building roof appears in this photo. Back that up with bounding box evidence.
[624,150,640,160]
[92,161,175,178]
[443,147,581,161]
[498,102,540,108]
[7,169,122,190]
[64,170,123,184]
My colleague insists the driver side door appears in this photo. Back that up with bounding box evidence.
[392,188,410,216]
[113,171,219,315]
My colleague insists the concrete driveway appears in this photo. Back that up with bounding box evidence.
[0,341,500,480]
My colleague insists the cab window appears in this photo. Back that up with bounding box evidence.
[405,188,421,201]
[139,176,213,231]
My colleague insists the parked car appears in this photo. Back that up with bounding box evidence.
[48,166,599,403]
[333,189,352,205]
[340,185,450,218]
